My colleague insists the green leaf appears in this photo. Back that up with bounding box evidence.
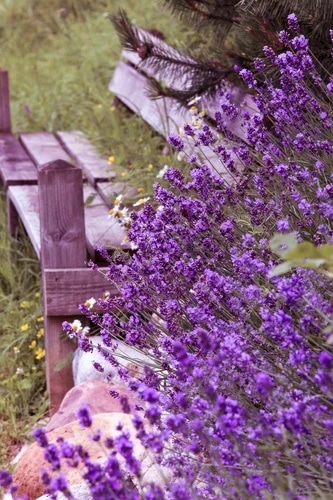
[269,232,298,257]
[268,261,295,278]
[84,192,98,207]
[284,241,320,260]
[317,244,333,260]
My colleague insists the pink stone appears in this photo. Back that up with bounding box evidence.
[13,413,146,499]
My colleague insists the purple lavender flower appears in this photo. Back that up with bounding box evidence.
[168,133,184,151]
[32,427,48,448]
[77,404,92,428]
[0,470,12,489]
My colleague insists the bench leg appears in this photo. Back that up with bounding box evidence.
[6,196,19,238]
[44,315,76,415]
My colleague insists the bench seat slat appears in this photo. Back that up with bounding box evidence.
[56,131,116,186]
[20,132,72,166]
[0,133,38,186]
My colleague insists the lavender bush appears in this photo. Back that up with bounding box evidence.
[2,16,332,500]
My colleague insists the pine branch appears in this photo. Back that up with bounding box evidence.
[110,2,333,108]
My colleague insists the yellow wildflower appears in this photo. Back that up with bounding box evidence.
[20,301,31,309]
[147,164,153,171]
[108,155,115,165]
[35,348,45,360]
[20,324,30,332]
[29,340,37,349]
[36,328,44,338]
[37,316,44,323]
[13,346,20,354]
[35,291,41,298]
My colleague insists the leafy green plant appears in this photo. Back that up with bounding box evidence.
[269,232,333,278]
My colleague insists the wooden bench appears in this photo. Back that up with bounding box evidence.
[0,68,134,413]
[0,29,255,413]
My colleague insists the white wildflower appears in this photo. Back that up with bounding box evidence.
[156,165,169,179]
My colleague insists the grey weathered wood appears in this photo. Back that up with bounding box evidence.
[7,185,40,257]
[0,69,11,133]
[38,159,87,413]
[119,29,258,143]
[20,132,72,166]
[109,61,233,179]
[83,183,127,257]
[0,133,38,187]
[43,267,118,316]
[56,130,116,186]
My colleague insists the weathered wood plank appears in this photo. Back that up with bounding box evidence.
[7,185,40,257]
[120,29,257,143]
[0,69,11,133]
[43,267,118,316]
[83,183,127,257]
[56,130,116,186]
[0,133,38,187]
[20,132,72,167]
[110,61,233,179]
[110,60,181,137]
[38,159,87,413]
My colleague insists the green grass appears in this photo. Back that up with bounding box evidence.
[0,0,191,469]
[0,0,189,189]
[0,190,47,470]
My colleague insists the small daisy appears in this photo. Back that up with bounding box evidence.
[84,297,96,310]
